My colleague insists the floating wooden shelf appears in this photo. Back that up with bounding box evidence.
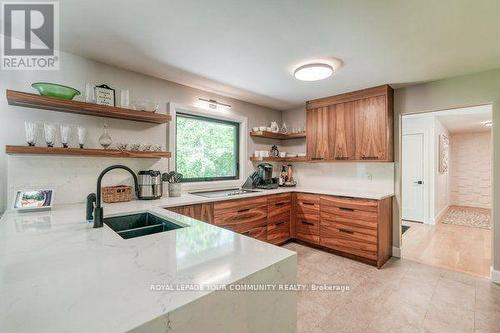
[250,156,308,163]
[250,131,306,139]
[6,90,171,124]
[5,145,171,159]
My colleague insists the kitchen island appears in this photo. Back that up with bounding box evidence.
[0,200,297,333]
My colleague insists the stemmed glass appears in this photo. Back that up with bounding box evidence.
[44,123,56,147]
[24,121,37,146]
[77,126,87,148]
[60,124,71,148]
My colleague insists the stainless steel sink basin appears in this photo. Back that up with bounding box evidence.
[190,188,260,198]
[104,212,184,239]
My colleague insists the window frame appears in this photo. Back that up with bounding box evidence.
[175,112,240,182]
[168,102,248,191]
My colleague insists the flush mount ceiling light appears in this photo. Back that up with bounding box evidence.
[482,120,493,127]
[294,63,334,81]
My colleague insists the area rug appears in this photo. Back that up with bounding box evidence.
[441,206,491,229]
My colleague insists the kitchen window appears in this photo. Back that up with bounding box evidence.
[175,112,240,182]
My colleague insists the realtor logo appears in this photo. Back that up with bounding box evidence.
[1,2,59,70]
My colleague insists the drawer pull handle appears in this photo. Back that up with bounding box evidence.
[302,221,314,226]
[275,221,286,226]
[242,231,251,235]
[302,202,315,206]
[335,156,349,160]
[274,202,286,207]
[339,207,354,212]
[338,228,354,234]
[237,208,250,213]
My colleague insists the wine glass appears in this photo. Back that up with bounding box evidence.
[24,121,37,146]
[77,126,86,148]
[60,124,71,148]
[44,123,56,147]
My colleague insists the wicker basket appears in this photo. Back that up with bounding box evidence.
[102,185,132,203]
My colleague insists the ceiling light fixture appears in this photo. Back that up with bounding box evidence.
[197,98,231,111]
[294,63,334,81]
[482,120,493,127]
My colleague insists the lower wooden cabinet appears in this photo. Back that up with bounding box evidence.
[166,203,214,224]
[319,195,392,268]
[166,192,393,268]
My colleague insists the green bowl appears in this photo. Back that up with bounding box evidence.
[31,82,81,100]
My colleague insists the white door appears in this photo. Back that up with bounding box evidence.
[402,133,425,222]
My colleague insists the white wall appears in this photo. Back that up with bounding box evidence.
[450,131,492,208]
[0,52,282,212]
[401,114,450,223]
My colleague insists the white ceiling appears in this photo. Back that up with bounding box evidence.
[60,0,500,110]
[405,105,492,134]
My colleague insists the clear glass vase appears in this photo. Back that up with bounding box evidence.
[99,123,112,149]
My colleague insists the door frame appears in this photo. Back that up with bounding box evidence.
[401,130,430,224]
[396,103,494,279]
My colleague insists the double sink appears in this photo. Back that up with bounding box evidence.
[104,212,184,239]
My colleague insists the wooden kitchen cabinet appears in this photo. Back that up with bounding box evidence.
[213,197,268,238]
[354,95,389,160]
[294,193,321,244]
[306,85,393,162]
[166,203,214,224]
[328,102,356,160]
[306,106,330,161]
[267,193,291,244]
[319,195,392,268]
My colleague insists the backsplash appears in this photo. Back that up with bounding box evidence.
[283,162,394,192]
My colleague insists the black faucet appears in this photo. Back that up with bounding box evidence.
[86,165,139,228]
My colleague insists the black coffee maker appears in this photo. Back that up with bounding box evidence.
[242,163,278,190]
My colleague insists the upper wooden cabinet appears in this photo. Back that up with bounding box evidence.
[306,106,330,160]
[306,85,393,162]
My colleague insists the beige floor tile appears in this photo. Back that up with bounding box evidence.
[475,309,500,333]
[422,298,474,333]
[317,298,381,333]
[475,280,500,313]
[297,297,331,333]
[431,277,476,311]
[368,295,427,333]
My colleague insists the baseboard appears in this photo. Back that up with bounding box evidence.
[392,246,401,258]
[491,267,500,283]
[428,205,450,224]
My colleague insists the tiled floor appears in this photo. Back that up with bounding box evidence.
[284,242,500,333]
[402,217,491,277]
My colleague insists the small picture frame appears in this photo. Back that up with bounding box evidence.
[13,189,54,211]
[95,84,115,106]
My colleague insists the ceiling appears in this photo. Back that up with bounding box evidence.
[60,0,500,110]
[405,105,492,134]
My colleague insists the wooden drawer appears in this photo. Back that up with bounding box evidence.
[267,212,290,244]
[214,197,267,233]
[295,213,320,243]
[242,225,267,242]
[321,195,378,212]
[321,209,378,228]
[268,193,291,218]
[296,193,320,215]
[320,218,377,260]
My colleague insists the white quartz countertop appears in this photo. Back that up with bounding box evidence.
[0,202,296,333]
[0,186,392,332]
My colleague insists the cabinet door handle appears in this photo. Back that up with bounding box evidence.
[274,202,286,207]
[275,221,286,226]
[311,157,324,160]
[339,207,354,212]
[242,231,251,235]
[361,156,379,160]
[338,228,354,234]
[237,208,250,213]
[335,156,349,160]
[302,202,315,206]
[301,221,314,226]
